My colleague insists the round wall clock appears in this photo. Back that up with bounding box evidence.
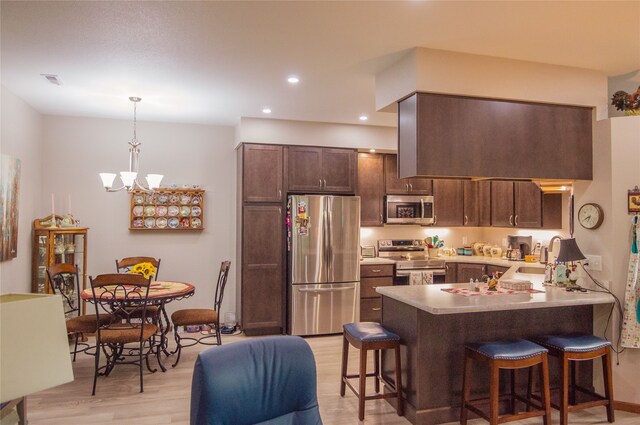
[578,203,604,229]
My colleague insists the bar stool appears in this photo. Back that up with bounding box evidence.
[461,339,552,425]
[340,322,403,421]
[531,333,614,425]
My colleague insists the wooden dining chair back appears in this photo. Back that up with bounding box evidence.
[115,256,161,280]
[89,273,159,395]
[170,260,231,368]
[47,263,110,361]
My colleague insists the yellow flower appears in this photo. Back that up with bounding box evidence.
[129,262,157,279]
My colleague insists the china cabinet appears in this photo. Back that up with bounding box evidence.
[32,215,88,314]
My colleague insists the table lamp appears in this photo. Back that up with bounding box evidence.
[1,294,74,423]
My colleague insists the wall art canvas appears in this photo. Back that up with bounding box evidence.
[0,154,21,261]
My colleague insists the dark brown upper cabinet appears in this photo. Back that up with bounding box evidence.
[433,179,464,227]
[384,154,432,195]
[357,153,385,226]
[490,181,543,228]
[397,92,593,181]
[462,181,491,227]
[286,146,356,194]
[241,144,283,203]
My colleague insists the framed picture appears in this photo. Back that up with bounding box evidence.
[1,154,21,261]
[629,187,640,214]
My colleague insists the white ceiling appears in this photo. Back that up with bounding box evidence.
[1,1,639,127]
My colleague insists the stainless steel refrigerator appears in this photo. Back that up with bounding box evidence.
[288,195,360,336]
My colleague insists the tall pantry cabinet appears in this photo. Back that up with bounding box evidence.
[237,144,285,335]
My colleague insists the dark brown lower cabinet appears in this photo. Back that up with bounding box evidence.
[360,264,393,322]
[241,205,284,335]
[445,262,457,283]
[486,265,510,277]
[456,263,487,283]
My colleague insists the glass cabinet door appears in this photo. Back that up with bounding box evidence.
[35,233,49,293]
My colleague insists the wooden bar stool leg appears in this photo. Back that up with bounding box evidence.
[460,350,472,425]
[510,369,517,414]
[358,348,368,421]
[540,354,552,425]
[569,359,577,405]
[489,362,500,425]
[526,365,534,412]
[340,335,349,397]
[374,349,380,394]
[560,353,570,425]
[602,348,615,423]
[394,345,404,416]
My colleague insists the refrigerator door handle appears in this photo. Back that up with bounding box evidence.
[325,198,333,278]
[298,287,353,293]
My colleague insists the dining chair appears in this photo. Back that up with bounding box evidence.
[115,256,162,322]
[46,264,110,361]
[190,336,322,425]
[89,273,159,395]
[115,256,161,280]
[170,260,230,367]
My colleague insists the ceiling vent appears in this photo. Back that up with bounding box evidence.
[41,74,63,86]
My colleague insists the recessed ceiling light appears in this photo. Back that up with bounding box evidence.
[359,115,368,121]
[287,76,300,84]
[41,74,63,85]
[369,149,376,153]
[262,108,272,114]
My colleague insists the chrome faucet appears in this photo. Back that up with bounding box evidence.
[548,235,562,262]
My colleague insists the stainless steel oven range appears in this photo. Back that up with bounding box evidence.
[377,239,446,284]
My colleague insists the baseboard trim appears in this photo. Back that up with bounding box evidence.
[614,400,640,414]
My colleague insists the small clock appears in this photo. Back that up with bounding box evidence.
[578,203,604,229]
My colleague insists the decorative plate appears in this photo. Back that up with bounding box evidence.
[168,217,179,229]
[145,194,155,204]
[132,218,144,228]
[180,217,190,228]
[156,206,168,217]
[144,217,156,228]
[144,206,156,216]
[133,194,144,205]
[191,217,202,228]
[169,194,180,204]
[180,206,191,216]
[133,206,144,217]
[180,194,191,205]
[191,195,202,204]
[168,205,180,216]
[155,217,168,228]
[191,206,201,217]
[157,194,169,204]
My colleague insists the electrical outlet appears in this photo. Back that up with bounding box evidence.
[584,255,602,272]
[462,236,468,245]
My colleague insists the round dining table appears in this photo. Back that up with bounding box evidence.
[81,280,195,372]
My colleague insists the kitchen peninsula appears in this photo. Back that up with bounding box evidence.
[376,275,615,425]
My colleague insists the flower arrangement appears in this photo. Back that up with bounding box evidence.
[129,262,157,279]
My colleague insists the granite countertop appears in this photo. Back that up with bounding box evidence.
[376,272,614,315]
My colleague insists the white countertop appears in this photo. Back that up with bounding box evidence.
[376,278,614,315]
[359,258,397,265]
[360,255,545,269]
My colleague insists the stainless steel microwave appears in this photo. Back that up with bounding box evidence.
[384,195,434,225]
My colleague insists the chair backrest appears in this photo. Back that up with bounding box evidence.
[46,263,81,316]
[89,273,152,336]
[213,261,231,312]
[190,336,322,425]
[115,256,161,280]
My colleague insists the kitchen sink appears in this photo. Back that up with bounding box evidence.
[517,266,545,275]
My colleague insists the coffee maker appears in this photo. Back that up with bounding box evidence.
[507,235,532,261]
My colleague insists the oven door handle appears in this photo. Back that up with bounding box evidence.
[396,269,446,277]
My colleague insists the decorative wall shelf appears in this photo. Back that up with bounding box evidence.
[129,189,205,231]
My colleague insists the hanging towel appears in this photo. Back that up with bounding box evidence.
[621,216,640,348]
[409,270,434,285]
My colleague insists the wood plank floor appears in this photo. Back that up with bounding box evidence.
[26,333,639,424]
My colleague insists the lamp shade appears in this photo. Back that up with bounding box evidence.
[0,294,74,403]
[119,171,137,188]
[99,173,117,189]
[556,238,587,263]
[145,174,164,189]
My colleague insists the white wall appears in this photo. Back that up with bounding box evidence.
[41,115,237,317]
[0,85,44,293]
[574,116,640,404]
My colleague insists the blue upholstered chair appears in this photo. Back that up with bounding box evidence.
[190,336,323,425]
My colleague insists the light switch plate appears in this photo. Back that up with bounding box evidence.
[462,236,468,245]
[584,255,602,272]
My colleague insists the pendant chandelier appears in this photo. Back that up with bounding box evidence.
[99,97,163,193]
